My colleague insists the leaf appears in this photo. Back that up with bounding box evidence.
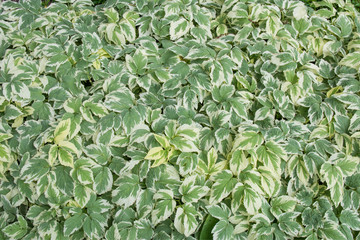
[339,52,360,70]
[180,175,209,203]
[63,213,86,236]
[256,144,281,176]
[336,156,359,176]
[170,17,190,40]
[233,131,263,150]
[21,157,50,182]
[271,196,297,216]
[94,166,113,194]
[339,209,360,231]
[104,89,134,112]
[54,119,71,144]
[320,222,347,240]
[207,203,231,221]
[84,144,111,165]
[3,215,28,239]
[151,189,176,226]
[126,50,147,75]
[74,184,92,208]
[174,204,198,237]
[144,147,165,160]
[212,220,234,240]
[199,215,218,239]
[336,15,352,38]
[154,134,170,149]
[278,212,302,236]
[58,140,78,154]
[48,144,58,166]
[320,163,343,189]
[112,174,140,208]
[58,148,74,168]
[243,186,262,215]
[170,136,199,152]
[209,170,237,204]
[73,166,94,185]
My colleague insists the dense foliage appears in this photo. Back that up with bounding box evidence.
[1,0,360,239]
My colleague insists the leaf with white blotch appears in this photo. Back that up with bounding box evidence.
[74,184,92,208]
[336,156,359,176]
[278,212,302,237]
[271,196,297,217]
[144,147,165,160]
[104,89,134,112]
[229,150,249,176]
[319,221,347,240]
[58,148,74,168]
[126,49,147,75]
[207,203,231,221]
[209,170,237,204]
[54,119,71,144]
[72,165,94,185]
[154,134,170,149]
[84,144,111,165]
[151,189,176,226]
[3,215,28,239]
[170,17,190,40]
[170,136,199,152]
[233,131,263,150]
[174,203,198,237]
[339,52,360,70]
[63,213,86,237]
[212,220,234,240]
[94,166,113,195]
[179,175,209,203]
[112,173,140,208]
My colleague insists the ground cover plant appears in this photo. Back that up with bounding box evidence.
[0,0,360,239]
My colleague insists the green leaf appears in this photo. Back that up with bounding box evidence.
[145,147,165,160]
[336,15,352,38]
[48,144,58,166]
[4,105,23,121]
[154,134,170,149]
[199,215,218,240]
[84,144,111,165]
[271,196,297,216]
[21,157,50,182]
[336,156,359,176]
[243,186,262,215]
